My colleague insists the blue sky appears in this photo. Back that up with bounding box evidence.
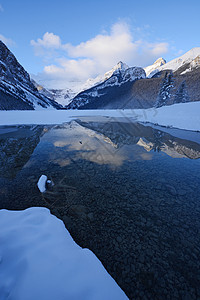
[0,0,200,87]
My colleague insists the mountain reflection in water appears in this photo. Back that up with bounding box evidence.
[0,120,200,180]
[0,118,200,300]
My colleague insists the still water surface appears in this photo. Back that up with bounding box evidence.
[0,117,200,299]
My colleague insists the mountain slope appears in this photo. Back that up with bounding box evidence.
[66,48,200,110]
[67,65,146,109]
[31,79,82,107]
[0,41,62,110]
[146,47,200,77]
[82,61,129,90]
[33,62,130,107]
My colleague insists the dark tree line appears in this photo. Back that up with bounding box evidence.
[155,71,189,108]
[173,81,190,104]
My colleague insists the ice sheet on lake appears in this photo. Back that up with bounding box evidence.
[0,101,199,131]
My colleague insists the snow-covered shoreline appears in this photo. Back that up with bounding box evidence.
[0,101,199,131]
[0,207,127,300]
[135,102,200,131]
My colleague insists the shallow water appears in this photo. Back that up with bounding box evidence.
[0,117,200,299]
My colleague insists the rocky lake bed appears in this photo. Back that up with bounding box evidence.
[0,117,200,299]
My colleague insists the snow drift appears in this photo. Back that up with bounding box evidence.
[0,207,127,300]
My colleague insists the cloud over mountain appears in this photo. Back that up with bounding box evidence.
[31,22,169,88]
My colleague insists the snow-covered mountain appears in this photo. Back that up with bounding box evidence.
[33,61,143,108]
[1,41,200,111]
[65,48,200,110]
[33,48,200,110]
[144,58,166,77]
[31,79,82,107]
[39,48,200,109]
[33,62,131,107]
[146,47,200,77]
[82,61,129,90]
[67,64,146,109]
[0,41,62,110]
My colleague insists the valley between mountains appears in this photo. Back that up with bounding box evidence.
[1,40,200,113]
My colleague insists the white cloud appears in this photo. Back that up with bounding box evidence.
[30,32,62,56]
[0,4,3,12]
[0,34,15,47]
[64,22,139,70]
[31,22,169,88]
[44,58,96,81]
[31,32,61,49]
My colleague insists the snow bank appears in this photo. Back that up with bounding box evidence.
[0,110,116,125]
[0,101,199,131]
[134,101,200,131]
[0,207,127,300]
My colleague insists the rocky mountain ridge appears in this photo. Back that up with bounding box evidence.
[66,48,200,110]
[0,41,62,110]
[1,40,200,110]
[146,48,200,77]
[33,61,132,107]
[144,57,166,77]
[67,66,146,109]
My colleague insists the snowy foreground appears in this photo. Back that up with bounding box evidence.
[0,208,127,300]
[0,101,199,131]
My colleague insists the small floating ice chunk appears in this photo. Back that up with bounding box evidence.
[47,179,54,189]
[47,179,54,186]
[37,175,47,193]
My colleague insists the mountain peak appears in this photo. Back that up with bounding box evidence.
[144,57,166,77]
[145,47,200,78]
[0,40,61,110]
[187,47,200,53]
[0,39,30,84]
[115,61,129,71]
[153,58,166,66]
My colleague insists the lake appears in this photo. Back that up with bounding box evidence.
[0,116,200,299]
